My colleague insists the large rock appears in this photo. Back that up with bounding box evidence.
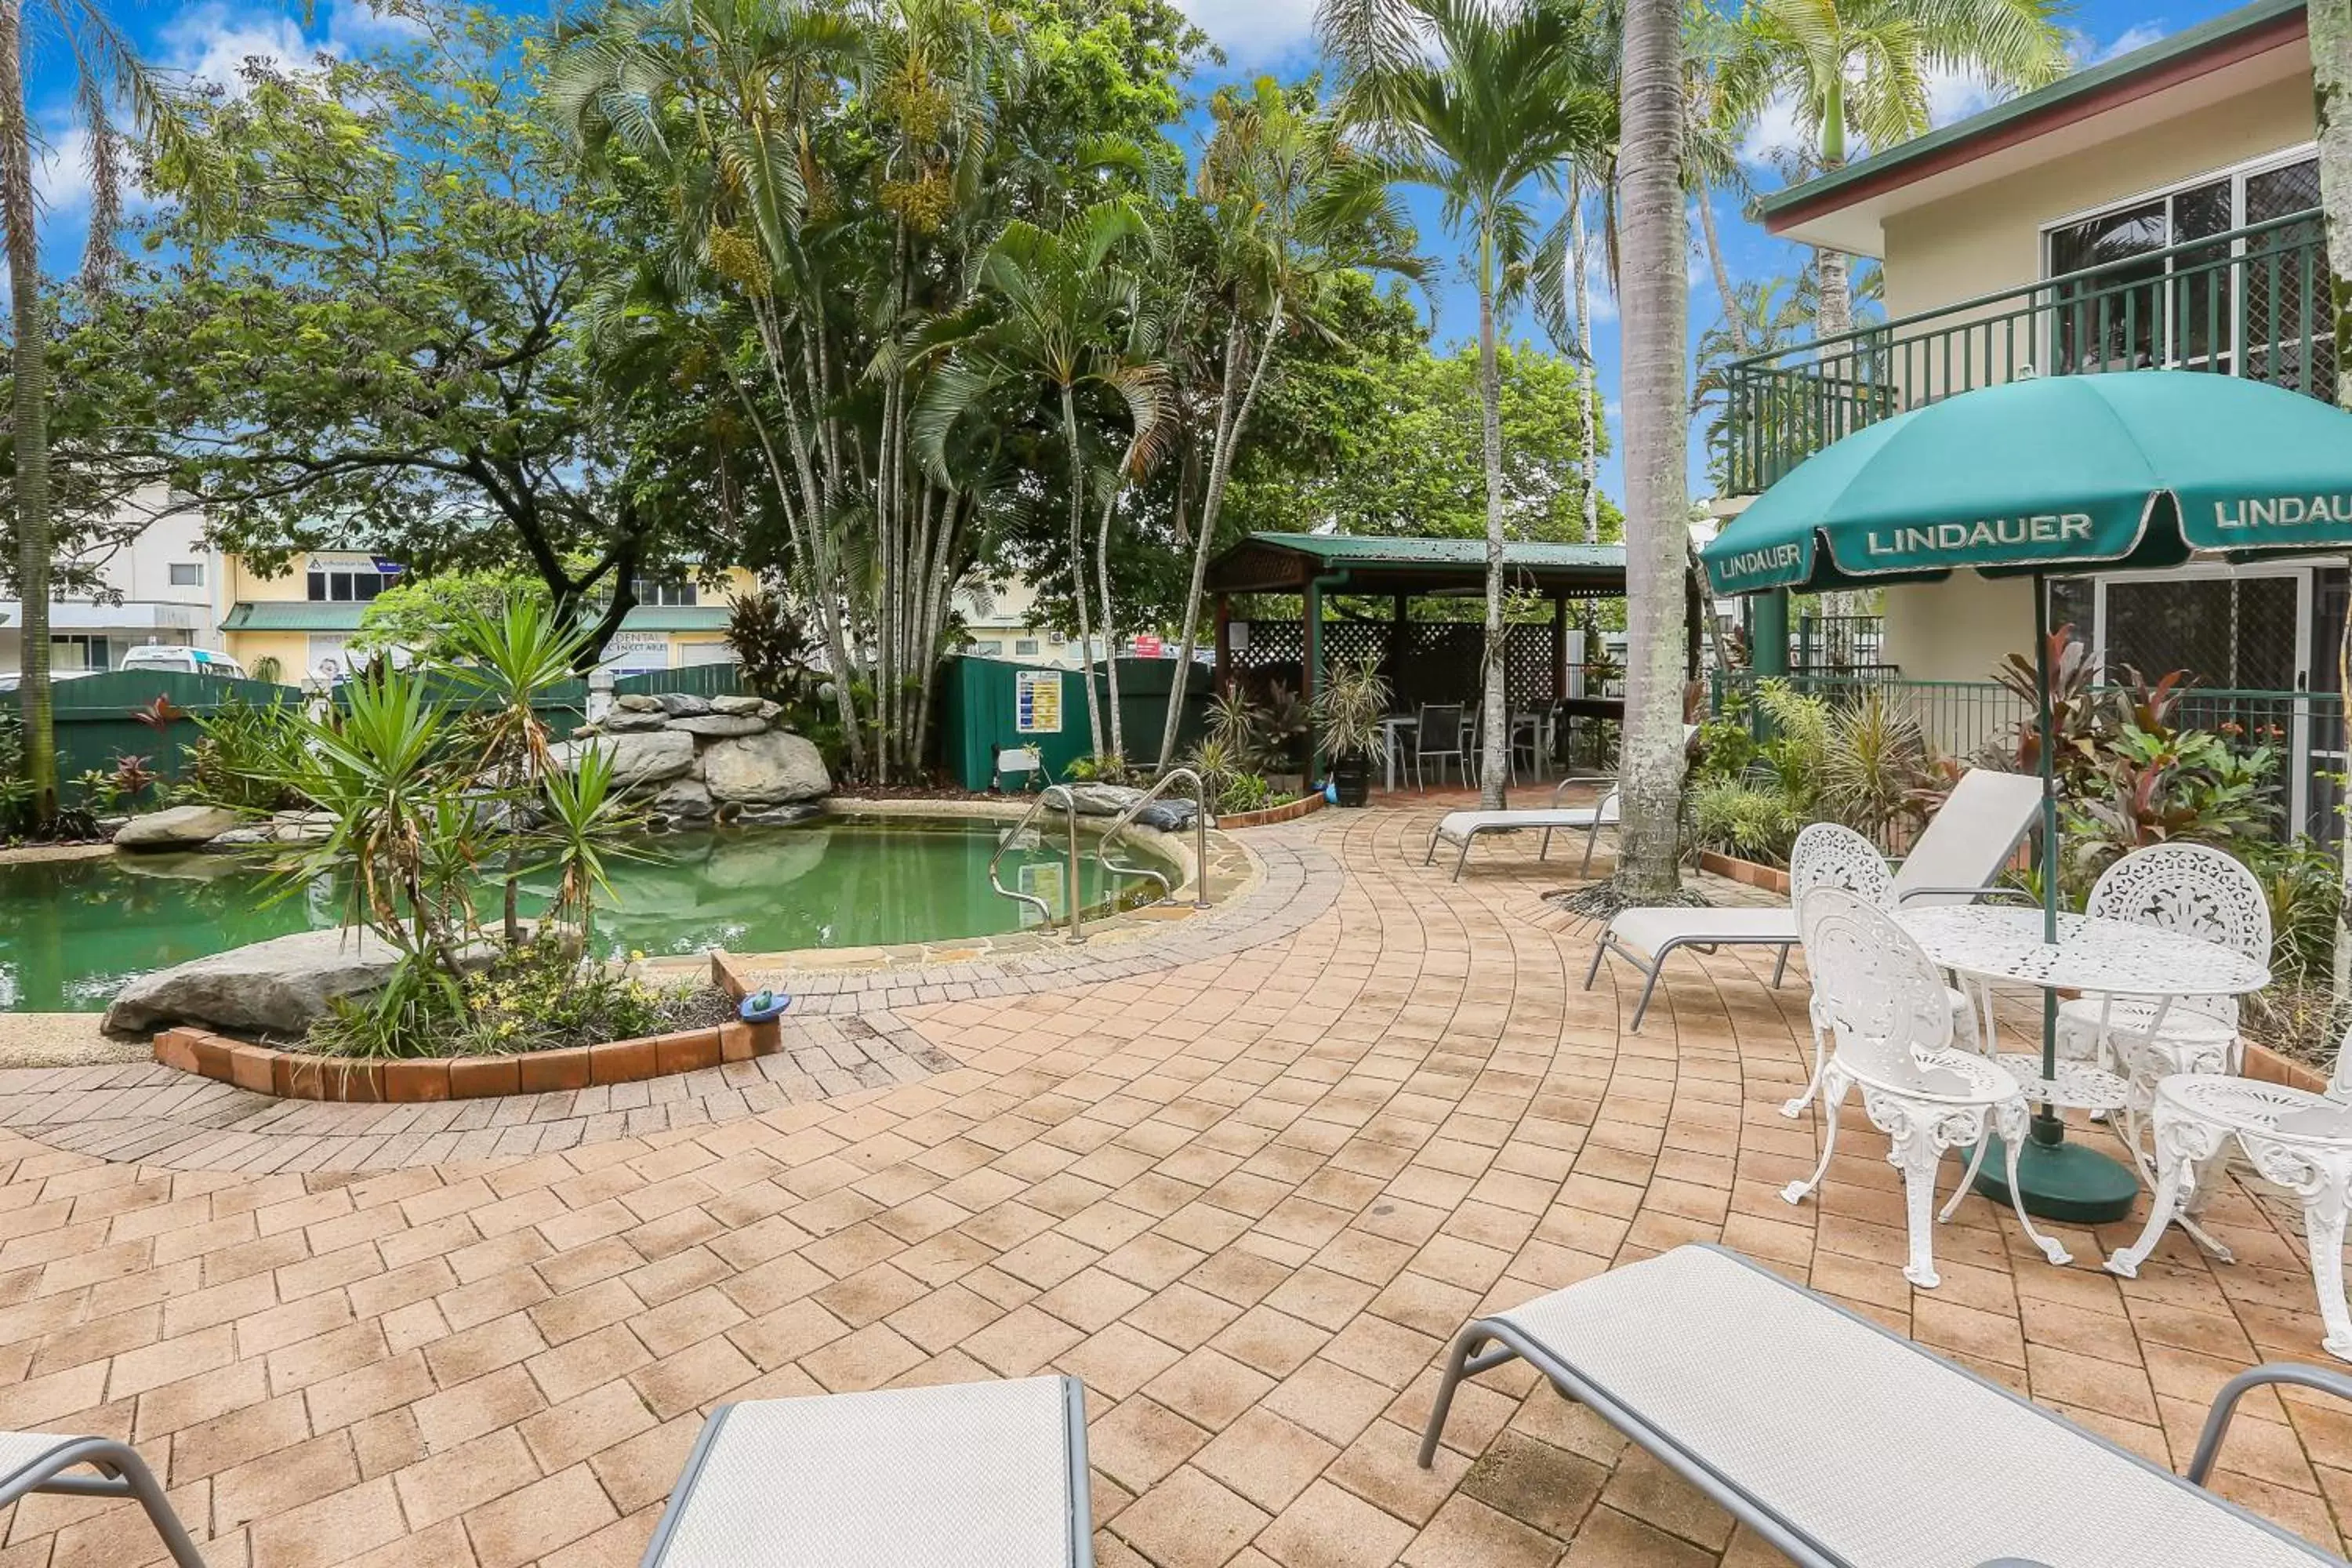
[710,695,764,717]
[667,713,765,739]
[653,692,713,717]
[1065,783,1144,817]
[601,710,672,733]
[651,778,714,823]
[198,825,279,854]
[614,694,662,713]
[114,805,242,850]
[550,729,695,791]
[272,811,336,844]
[701,730,830,806]
[106,928,403,1036]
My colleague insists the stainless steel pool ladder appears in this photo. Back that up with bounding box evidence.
[1097,768,1211,911]
[988,784,1088,943]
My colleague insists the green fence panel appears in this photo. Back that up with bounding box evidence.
[50,670,303,787]
[614,664,746,699]
[938,656,1209,789]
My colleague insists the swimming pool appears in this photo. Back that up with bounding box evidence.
[0,815,1170,1012]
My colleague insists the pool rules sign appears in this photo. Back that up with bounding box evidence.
[1015,669,1063,734]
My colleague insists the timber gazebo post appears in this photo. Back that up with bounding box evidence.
[1212,595,1232,696]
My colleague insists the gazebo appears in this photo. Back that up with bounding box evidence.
[1203,532,1668,719]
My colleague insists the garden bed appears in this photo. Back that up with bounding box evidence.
[148,952,781,1102]
[1696,849,1789,895]
[1214,793,1323,829]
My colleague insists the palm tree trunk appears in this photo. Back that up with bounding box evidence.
[1094,478,1125,763]
[1813,245,1853,342]
[0,0,53,821]
[2317,0,2352,415]
[1610,0,1692,902]
[2310,0,2352,989]
[1571,186,1605,684]
[1475,223,1509,810]
[1696,184,1751,354]
[1060,387,1105,757]
[1159,303,1281,772]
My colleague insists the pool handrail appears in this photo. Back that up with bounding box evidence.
[1097,768,1210,911]
[987,784,1087,943]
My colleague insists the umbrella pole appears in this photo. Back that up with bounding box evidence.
[1973,579,2138,1225]
[2033,579,2063,1145]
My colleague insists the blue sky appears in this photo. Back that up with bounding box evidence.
[33,0,2249,503]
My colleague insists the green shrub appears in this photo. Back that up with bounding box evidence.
[1688,779,1800,866]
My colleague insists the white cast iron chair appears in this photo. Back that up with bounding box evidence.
[2057,844,2271,1169]
[1780,823,1990,1118]
[2107,1022,2352,1362]
[1781,886,2073,1289]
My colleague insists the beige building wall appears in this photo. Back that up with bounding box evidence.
[1863,79,2314,687]
[1877,88,2314,322]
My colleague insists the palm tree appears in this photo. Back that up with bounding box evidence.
[1606,0,1694,904]
[0,0,210,820]
[1719,0,2067,340]
[1318,0,1613,808]
[916,201,1168,760]
[1153,78,1419,772]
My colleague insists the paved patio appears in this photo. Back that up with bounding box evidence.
[0,799,2346,1566]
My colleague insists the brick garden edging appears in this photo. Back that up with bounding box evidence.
[147,952,783,1103]
[1214,792,1324,829]
[2244,1040,2329,1093]
[1697,849,1791,895]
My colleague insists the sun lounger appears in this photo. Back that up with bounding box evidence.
[1424,728,1700,881]
[1420,1244,2347,1568]
[640,1374,1093,1567]
[0,1432,205,1566]
[1584,765,2043,1031]
[1425,786,1620,880]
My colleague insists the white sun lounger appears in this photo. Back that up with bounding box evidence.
[1585,766,2043,1030]
[1425,785,1620,880]
[1421,1244,2348,1568]
[640,1374,1093,1567]
[0,1432,205,1566]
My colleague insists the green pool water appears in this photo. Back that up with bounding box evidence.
[0,816,1163,1013]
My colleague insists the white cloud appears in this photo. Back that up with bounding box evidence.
[1171,0,1322,64]
[2083,22,2167,64]
[158,2,329,91]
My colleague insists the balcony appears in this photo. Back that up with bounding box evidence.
[1716,207,2336,495]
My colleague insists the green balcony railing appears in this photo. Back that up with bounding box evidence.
[1719,208,2336,495]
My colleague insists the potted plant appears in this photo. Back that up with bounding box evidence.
[1313,659,1391,808]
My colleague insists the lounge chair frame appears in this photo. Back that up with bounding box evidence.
[1581,912,1791,1032]
[1424,779,1618,881]
[1418,1243,2347,1568]
[640,1374,1094,1568]
[0,1434,206,1567]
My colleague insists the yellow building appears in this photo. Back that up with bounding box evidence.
[219,551,752,682]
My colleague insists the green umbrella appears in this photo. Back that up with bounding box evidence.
[1702,369,2352,1221]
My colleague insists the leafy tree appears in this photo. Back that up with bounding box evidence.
[1316,0,1613,806]
[142,14,742,677]
[1718,0,2068,339]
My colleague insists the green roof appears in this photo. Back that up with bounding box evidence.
[1206,531,1627,597]
[1236,531,1624,570]
[1757,0,2303,224]
[222,602,731,633]
[221,601,369,632]
[618,605,731,632]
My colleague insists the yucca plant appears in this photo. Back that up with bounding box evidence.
[533,745,655,953]
[443,600,595,942]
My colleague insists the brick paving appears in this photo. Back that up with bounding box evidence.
[0,799,2345,1565]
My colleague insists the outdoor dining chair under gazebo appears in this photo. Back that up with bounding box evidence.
[1701,368,2352,1225]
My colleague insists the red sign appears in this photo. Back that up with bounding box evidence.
[1134,633,1164,657]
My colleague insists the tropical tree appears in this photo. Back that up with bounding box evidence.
[1610,0,1694,904]
[1317,0,1613,807]
[1718,0,2068,339]
[917,201,1168,760]
[1152,77,1419,770]
[0,0,212,820]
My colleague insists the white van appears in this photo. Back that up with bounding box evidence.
[118,645,249,681]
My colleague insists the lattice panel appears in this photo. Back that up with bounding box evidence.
[1228,619,1565,713]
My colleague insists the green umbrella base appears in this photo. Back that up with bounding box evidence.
[1961,1134,2140,1225]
